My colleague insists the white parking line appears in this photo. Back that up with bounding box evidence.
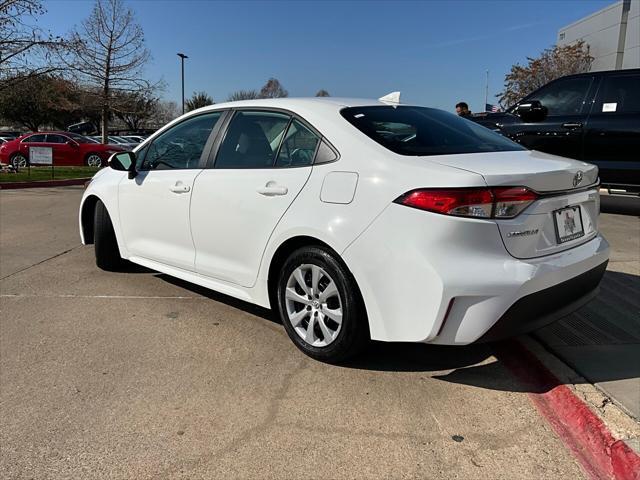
[0,294,202,300]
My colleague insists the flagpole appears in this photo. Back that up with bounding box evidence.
[484,70,489,112]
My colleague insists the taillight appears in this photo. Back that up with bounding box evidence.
[395,187,538,219]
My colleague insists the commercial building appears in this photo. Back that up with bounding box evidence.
[557,0,639,71]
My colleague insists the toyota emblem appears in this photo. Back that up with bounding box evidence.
[573,171,583,187]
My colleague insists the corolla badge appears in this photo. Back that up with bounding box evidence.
[573,171,584,187]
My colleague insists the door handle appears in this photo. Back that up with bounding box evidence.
[562,122,583,129]
[257,182,288,196]
[169,183,191,193]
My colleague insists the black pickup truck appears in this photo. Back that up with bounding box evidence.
[472,69,640,195]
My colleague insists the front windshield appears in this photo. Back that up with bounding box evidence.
[341,106,525,156]
[66,132,97,144]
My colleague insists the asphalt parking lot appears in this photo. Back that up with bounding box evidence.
[0,187,637,479]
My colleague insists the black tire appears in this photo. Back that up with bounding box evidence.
[277,246,368,363]
[11,153,28,169]
[94,200,125,271]
[85,153,103,167]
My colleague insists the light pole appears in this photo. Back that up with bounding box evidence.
[177,53,188,114]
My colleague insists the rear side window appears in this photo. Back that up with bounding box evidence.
[594,75,640,114]
[526,76,592,116]
[341,106,524,156]
[22,134,46,143]
[275,119,320,167]
[46,134,67,144]
[215,111,290,169]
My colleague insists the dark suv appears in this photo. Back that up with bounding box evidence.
[472,69,640,195]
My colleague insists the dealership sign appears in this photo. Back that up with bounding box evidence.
[29,146,53,165]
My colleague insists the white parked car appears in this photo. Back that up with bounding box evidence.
[79,98,609,362]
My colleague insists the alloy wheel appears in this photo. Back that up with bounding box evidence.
[285,264,343,347]
[12,154,27,169]
[86,154,102,167]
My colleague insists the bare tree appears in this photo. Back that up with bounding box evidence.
[315,89,330,97]
[259,77,288,98]
[153,99,179,125]
[498,41,593,109]
[226,89,260,102]
[0,0,68,90]
[185,91,213,112]
[64,0,152,142]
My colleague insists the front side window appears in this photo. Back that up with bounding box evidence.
[142,112,222,170]
[595,75,640,114]
[526,76,593,116]
[215,111,290,169]
[23,134,46,143]
[341,106,524,156]
[274,119,320,167]
[46,134,68,144]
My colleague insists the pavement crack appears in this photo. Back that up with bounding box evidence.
[0,245,82,280]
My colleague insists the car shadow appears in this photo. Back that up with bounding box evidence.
[153,268,639,396]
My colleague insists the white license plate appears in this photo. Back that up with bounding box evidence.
[554,206,584,244]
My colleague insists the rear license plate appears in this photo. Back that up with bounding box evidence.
[553,206,584,244]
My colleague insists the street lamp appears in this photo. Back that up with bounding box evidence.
[177,53,188,114]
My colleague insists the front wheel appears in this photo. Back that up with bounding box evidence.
[277,246,368,363]
[94,200,125,271]
[85,153,103,167]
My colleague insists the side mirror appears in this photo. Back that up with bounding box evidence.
[514,100,547,122]
[109,151,137,179]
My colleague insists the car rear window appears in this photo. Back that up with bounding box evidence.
[341,106,524,156]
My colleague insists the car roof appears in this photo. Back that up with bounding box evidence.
[194,97,394,113]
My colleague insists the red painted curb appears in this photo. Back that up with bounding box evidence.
[497,340,640,480]
[0,178,90,189]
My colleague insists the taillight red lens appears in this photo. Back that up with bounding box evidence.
[396,187,538,219]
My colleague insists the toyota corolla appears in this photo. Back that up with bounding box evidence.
[79,97,609,362]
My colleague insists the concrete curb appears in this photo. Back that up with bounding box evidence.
[0,178,90,189]
[498,340,640,480]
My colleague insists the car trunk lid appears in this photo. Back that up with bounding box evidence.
[427,150,600,259]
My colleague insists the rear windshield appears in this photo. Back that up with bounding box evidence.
[66,132,96,144]
[341,106,525,156]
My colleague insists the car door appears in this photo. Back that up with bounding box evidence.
[503,75,595,159]
[190,110,320,287]
[118,111,224,271]
[45,134,75,165]
[582,72,640,189]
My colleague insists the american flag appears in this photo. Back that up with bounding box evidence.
[485,103,500,113]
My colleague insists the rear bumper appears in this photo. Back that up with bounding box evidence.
[342,203,610,345]
[477,260,607,342]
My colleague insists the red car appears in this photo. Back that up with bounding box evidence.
[0,132,125,168]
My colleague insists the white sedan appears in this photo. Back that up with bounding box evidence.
[79,97,609,362]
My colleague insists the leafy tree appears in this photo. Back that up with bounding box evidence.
[227,89,260,102]
[315,89,330,97]
[498,41,593,109]
[259,77,288,98]
[113,91,158,130]
[0,74,79,130]
[185,91,213,112]
[63,0,153,143]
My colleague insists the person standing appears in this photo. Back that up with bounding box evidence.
[455,102,472,117]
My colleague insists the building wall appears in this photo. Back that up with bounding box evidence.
[558,0,639,71]
[622,0,639,69]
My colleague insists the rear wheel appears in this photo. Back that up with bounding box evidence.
[94,200,125,271]
[277,246,368,363]
[11,153,28,169]
[85,153,103,167]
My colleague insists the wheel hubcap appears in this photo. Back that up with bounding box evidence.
[87,155,101,167]
[285,264,343,347]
